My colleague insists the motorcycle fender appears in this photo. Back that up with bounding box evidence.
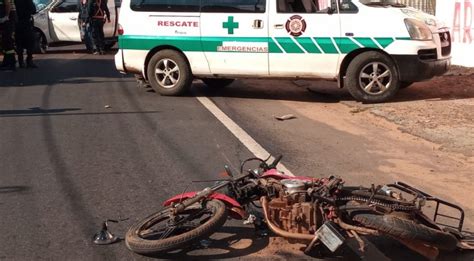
[163,192,246,220]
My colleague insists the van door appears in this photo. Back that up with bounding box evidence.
[48,0,81,42]
[200,0,269,76]
[268,0,340,78]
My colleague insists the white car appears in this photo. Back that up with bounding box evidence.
[32,0,120,53]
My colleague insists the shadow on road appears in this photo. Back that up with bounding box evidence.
[187,77,474,104]
[144,226,270,260]
[191,80,351,104]
[0,57,131,88]
[0,186,30,194]
[0,107,81,115]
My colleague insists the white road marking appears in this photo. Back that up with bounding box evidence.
[194,94,294,176]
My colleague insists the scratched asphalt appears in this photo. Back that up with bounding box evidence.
[0,48,472,261]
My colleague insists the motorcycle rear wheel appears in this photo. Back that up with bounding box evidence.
[125,200,228,255]
[353,214,458,251]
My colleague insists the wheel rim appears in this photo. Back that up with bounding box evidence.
[359,62,393,95]
[155,58,180,89]
[137,204,216,240]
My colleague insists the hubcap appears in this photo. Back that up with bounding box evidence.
[359,62,392,95]
[155,59,180,89]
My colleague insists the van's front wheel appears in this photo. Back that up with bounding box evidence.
[345,51,399,103]
[147,50,193,96]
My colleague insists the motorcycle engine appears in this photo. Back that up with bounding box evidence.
[267,179,322,237]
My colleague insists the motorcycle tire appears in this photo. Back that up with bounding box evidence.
[125,199,228,255]
[353,214,458,251]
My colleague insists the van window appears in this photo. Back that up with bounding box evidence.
[130,0,200,12]
[277,0,329,13]
[51,0,78,12]
[338,0,358,13]
[201,0,266,13]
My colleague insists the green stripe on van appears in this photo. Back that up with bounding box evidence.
[120,35,202,51]
[203,37,269,52]
[119,35,404,54]
[374,37,395,48]
[268,38,283,53]
[353,37,379,49]
[314,37,338,54]
[275,37,304,53]
[295,37,321,53]
[334,37,359,54]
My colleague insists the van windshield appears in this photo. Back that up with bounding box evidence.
[359,0,406,7]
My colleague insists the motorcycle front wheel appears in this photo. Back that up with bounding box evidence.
[125,200,228,255]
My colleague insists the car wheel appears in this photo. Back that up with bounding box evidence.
[345,51,399,103]
[146,50,193,96]
[33,30,47,54]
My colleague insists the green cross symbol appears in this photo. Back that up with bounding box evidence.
[223,16,239,35]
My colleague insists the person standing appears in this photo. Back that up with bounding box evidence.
[79,0,93,53]
[88,0,109,55]
[0,0,17,71]
[14,0,37,68]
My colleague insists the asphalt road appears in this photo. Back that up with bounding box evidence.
[0,48,472,261]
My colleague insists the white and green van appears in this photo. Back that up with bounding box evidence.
[115,0,451,103]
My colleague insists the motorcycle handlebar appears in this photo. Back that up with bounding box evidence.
[268,155,283,169]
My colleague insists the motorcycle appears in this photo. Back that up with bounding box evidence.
[125,155,473,259]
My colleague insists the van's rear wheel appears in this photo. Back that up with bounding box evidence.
[345,51,399,103]
[147,50,192,96]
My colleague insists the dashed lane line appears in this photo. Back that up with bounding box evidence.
[194,93,294,177]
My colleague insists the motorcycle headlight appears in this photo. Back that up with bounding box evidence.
[404,18,433,40]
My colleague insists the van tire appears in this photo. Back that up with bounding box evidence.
[147,50,193,96]
[345,51,399,103]
[202,78,235,88]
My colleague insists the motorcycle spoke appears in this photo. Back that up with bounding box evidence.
[139,207,212,240]
[159,226,176,240]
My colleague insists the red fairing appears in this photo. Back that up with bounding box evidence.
[163,192,246,219]
[163,192,199,206]
[261,169,317,181]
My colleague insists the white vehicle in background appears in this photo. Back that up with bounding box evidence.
[115,0,451,103]
[32,0,121,53]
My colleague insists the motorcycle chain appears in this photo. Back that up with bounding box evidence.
[338,196,418,211]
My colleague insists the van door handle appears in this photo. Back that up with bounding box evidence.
[253,19,264,29]
[274,24,284,29]
[69,17,77,20]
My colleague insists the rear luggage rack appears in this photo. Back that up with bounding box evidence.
[387,182,464,232]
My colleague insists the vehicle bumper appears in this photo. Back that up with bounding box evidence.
[115,49,126,73]
[393,55,451,82]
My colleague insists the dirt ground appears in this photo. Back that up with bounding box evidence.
[286,66,474,224]
[367,66,474,157]
[232,66,474,259]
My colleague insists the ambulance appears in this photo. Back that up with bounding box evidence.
[115,0,451,103]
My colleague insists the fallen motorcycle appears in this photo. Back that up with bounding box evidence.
[125,155,473,259]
